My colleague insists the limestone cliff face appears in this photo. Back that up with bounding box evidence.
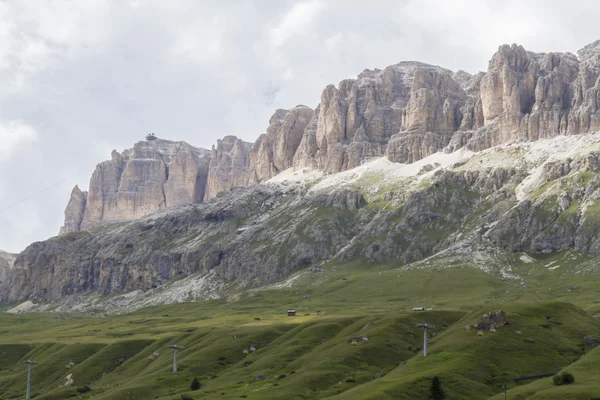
[247,106,314,183]
[164,143,211,206]
[203,106,314,199]
[463,41,600,151]
[475,44,578,144]
[203,136,252,200]
[291,62,469,171]
[81,149,126,230]
[61,139,211,233]
[567,40,600,135]
[59,185,87,234]
[293,106,321,170]
[60,107,312,231]
[384,41,600,160]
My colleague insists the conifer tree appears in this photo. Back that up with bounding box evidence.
[190,377,201,391]
[430,376,445,400]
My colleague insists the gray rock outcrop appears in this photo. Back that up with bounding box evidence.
[164,143,211,206]
[204,136,252,200]
[59,185,88,234]
[293,62,467,172]
[3,185,366,302]
[247,106,314,184]
[462,41,600,151]
[584,335,600,348]
[476,311,508,330]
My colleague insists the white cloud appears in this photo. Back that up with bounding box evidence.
[170,16,224,64]
[0,0,111,93]
[269,0,326,47]
[0,121,38,160]
[0,0,600,253]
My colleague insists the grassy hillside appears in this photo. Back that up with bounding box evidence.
[489,345,600,400]
[2,253,600,399]
[331,302,600,400]
[0,311,464,399]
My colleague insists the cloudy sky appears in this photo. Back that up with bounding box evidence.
[0,0,599,253]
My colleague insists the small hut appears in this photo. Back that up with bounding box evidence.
[287,309,296,317]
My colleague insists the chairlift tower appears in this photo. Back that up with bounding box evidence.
[416,322,435,357]
[169,345,183,373]
[24,359,36,399]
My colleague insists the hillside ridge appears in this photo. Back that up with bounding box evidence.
[7,130,600,306]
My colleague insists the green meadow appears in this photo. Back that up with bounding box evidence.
[2,251,600,399]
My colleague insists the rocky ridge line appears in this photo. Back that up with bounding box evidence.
[8,133,600,305]
[61,40,600,233]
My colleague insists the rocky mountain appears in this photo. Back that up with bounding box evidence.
[60,106,314,232]
[7,39,600,308]
[59,40,600,233]
[60,140,212,233]
[7,131,600,307]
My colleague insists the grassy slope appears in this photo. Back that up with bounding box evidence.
[2,251,600,399]
[489,345,600,400]
[0,311,464,399]
[331,302,600,400]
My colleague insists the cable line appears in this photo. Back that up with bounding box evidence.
[0,179,68,213]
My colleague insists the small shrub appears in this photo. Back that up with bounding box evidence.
[552,375,562,386]
[190,377,201,391]
[76,385,91,393]
[561,371,575,384]
[277,374,287,380]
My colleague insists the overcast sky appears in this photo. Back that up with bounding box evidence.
[1,0,599,253]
